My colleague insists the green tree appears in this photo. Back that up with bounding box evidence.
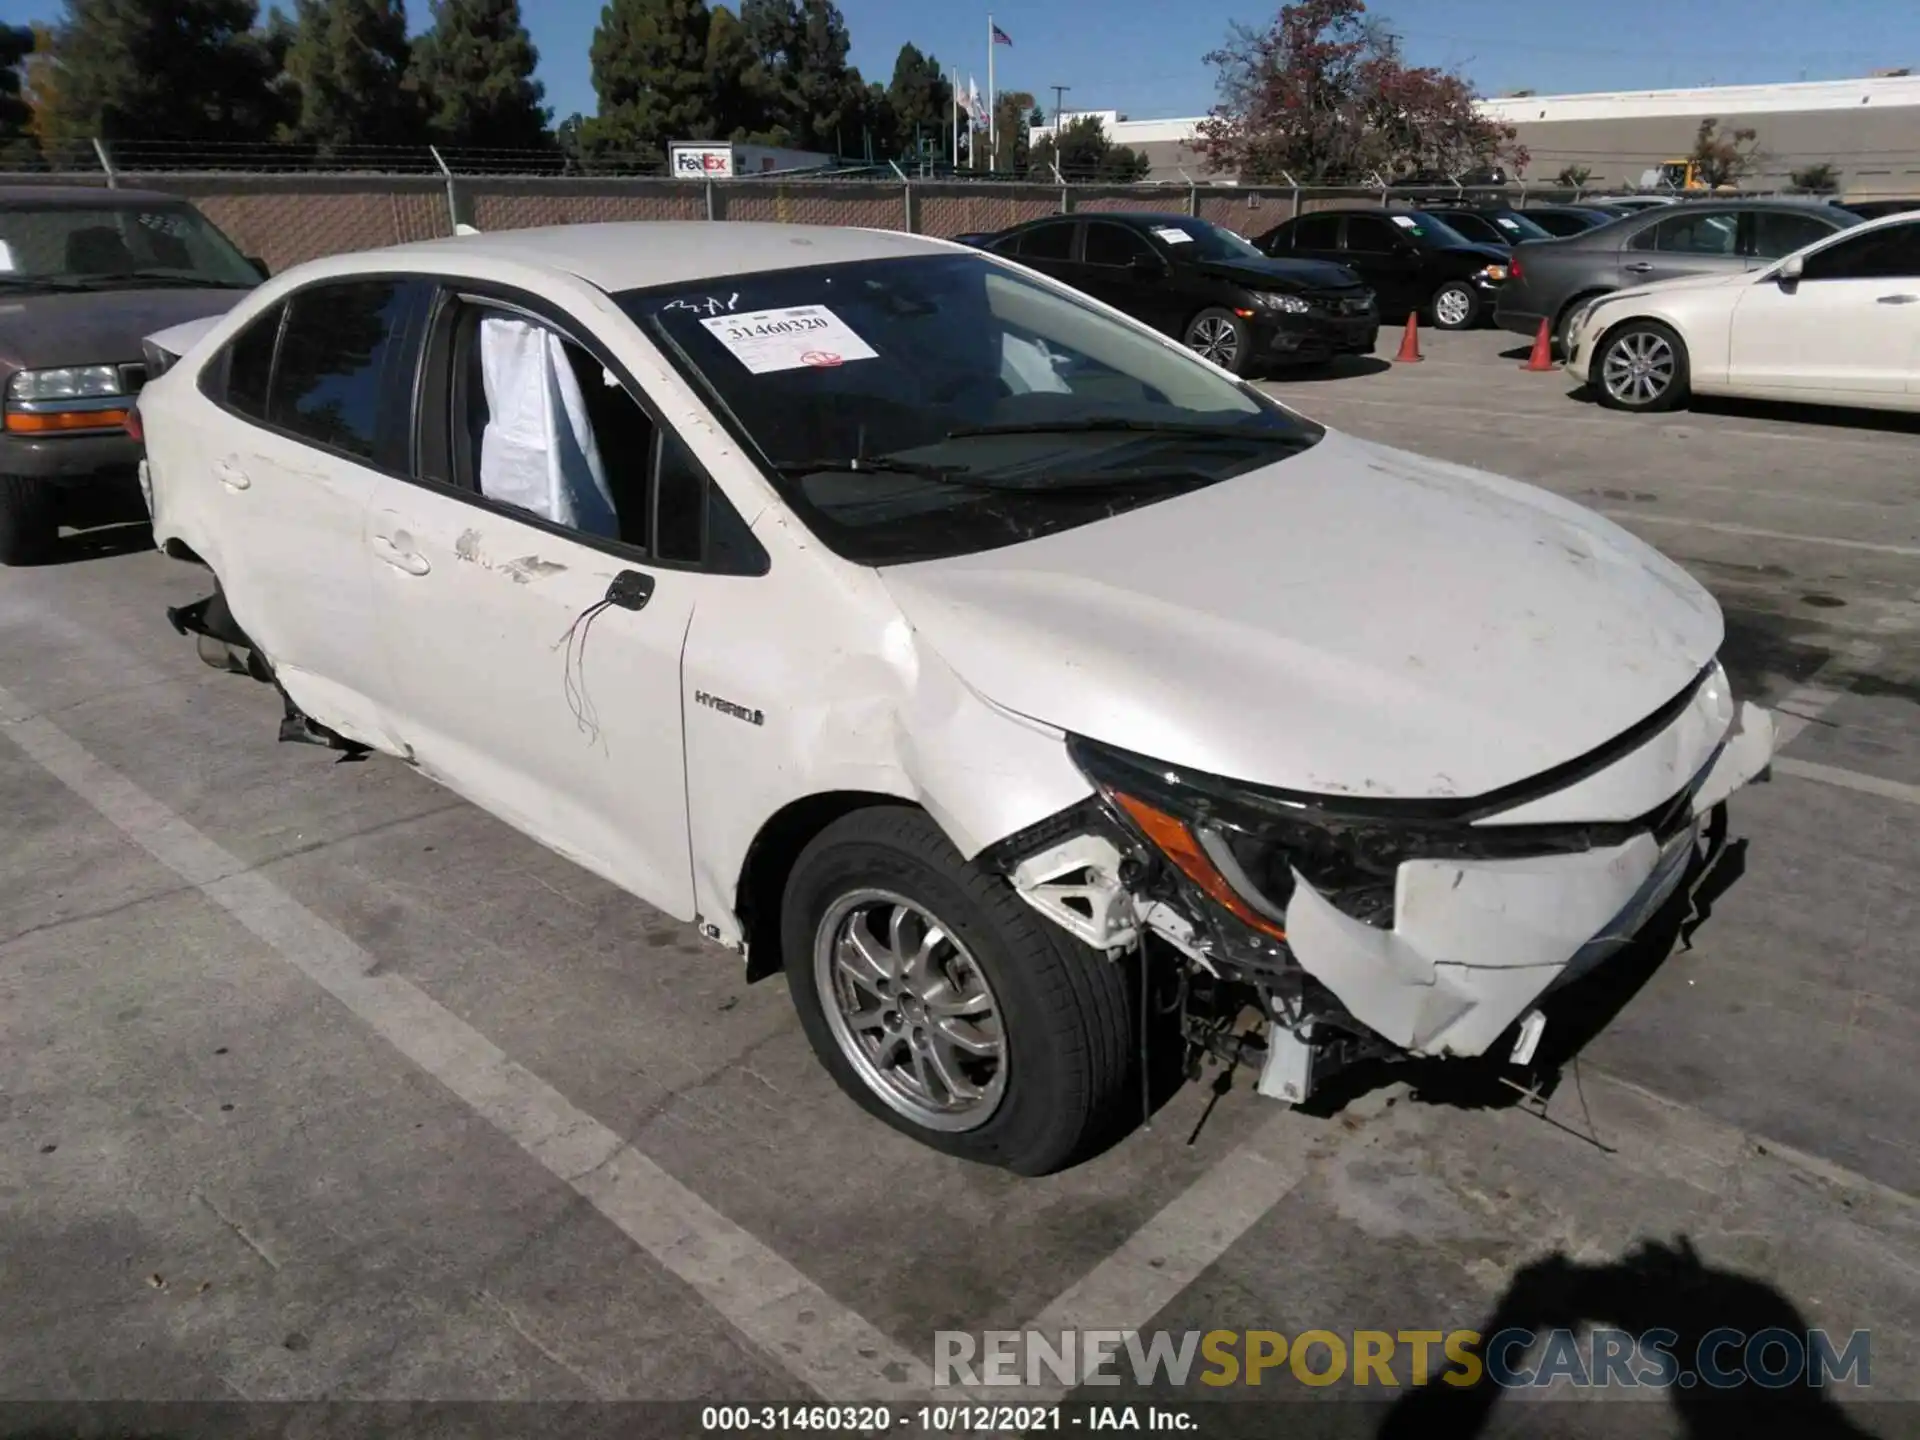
[1030,114,1149,182]
[731,0,859,153]
[584,0,713,164]
[0,25,37,164]
[283,0,422,152]
[705,4,755,140]
[409,0,549,151]
[40,0,284,145]
[886,42,950,160]
[988,88,1033,171]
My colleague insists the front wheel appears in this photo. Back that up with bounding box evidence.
[0,477,56,565]
[1429,281,1481,330]
[781,807,1134,1175]
[1595,320,1690,412]
[1183,307,1255,375]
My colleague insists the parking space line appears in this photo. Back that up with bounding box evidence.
[0,680,937,1405]
[1772,756,1920,808]
[1596,512,1920,559]
[1024,1111,1323,1338]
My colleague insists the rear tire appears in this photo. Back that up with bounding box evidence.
[1595,319,1690,413]
[0,477,55,566]
[1429,281,1481,330]
[781,806,1134,1175]
[1183,307,1255,375]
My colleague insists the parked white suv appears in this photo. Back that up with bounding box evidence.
[135,223,1774,1174]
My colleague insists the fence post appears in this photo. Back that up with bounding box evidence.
[1282,171,1299,220]
[705,178,716,221]
[91,137,117,188]
[903,179,916,233]
[1188,181,1198,217]
[428,145,459,234]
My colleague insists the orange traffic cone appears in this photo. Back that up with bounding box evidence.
[1519,317,1557,372]
[1394,313,1423,364]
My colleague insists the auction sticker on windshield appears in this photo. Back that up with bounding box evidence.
[1152,227,1194,244]
[699,304,878,374]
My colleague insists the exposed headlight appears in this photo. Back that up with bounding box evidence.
[1256,291,1313,314]
[1070,736,1626,934]
[1473,264,1511,283]
[7,365,123,401]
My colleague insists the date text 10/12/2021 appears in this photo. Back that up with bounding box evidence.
[701,1405,1196,1433]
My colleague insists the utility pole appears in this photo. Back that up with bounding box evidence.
[1050,85,1071,132]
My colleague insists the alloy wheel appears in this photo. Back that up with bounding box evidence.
[1434,286,1474,328]
[1601,330,1675,406]
[812,889,1007,1132]
[1188,316,1240,367]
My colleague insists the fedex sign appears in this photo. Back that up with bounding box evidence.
[672,144,735,178]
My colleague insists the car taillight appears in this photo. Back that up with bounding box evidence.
[1509,256,1524,280]
[124,406,143,442]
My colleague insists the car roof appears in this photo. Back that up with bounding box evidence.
[358,222,965,292]
[0,183,190,207]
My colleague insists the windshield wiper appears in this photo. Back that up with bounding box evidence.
[945,418,1301,442]
[0,275,97,293]
[66,270,236,290]
[771,455,972,479]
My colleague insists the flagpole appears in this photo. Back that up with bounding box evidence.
[950,67,959,170]
[987,14,997,171]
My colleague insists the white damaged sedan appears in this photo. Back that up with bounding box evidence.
[135,222,1774,1174]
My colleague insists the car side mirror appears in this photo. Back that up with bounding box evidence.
[1776,254,1804,286]
[246,255,270,279]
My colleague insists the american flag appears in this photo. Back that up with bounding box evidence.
[992,23,1013,45]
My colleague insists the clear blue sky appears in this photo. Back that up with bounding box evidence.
[1,0,1912,123]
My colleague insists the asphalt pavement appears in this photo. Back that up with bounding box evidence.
[2,326,1917,1437]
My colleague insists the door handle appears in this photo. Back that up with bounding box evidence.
[1623,262,1655,274]
[372,533,431,576]
[1876,293,1919,305]
[214,458,251,491]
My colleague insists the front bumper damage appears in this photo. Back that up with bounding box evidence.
[995,687,1776,1108]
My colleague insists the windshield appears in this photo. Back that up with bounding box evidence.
[1144,217,1266,262]
[0,202,260,291]
[1399,212,1480,247]
[1486,210,1553,241]
[622,253,1321,564]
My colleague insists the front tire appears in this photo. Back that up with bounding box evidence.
[0,477,56,565]
[1595,320,1690,412]
[1183,307,1255,375]
[1429,281,1481,330]
[781,807,1134,1175]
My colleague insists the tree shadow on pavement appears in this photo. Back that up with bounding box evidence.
[1375,1237,1880,1439]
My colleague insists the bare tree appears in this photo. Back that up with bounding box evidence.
[1689,116,1758,189]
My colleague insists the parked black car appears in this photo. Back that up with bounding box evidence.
[979,211,1378,374]
[1251,208,1511,329]
[0,186,264,563]
[1520,204,1632,237]
[1494,199,1862,350]
[1423,206,1557,247]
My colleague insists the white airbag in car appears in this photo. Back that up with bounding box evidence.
[478,317,618,537]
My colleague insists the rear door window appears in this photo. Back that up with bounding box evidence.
[1632,211,1740,255]
[267,280,419,462]
[1344,215,1403,252]
[1084,222,1153,267]
[1016,222,1075,261]
[1291,214,1341,249]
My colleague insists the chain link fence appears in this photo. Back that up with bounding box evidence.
[4,136,1906,274]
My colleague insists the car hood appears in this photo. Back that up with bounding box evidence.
[880,430,1722,802]
[1197,256,1364,292]
[0,286,250,373]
